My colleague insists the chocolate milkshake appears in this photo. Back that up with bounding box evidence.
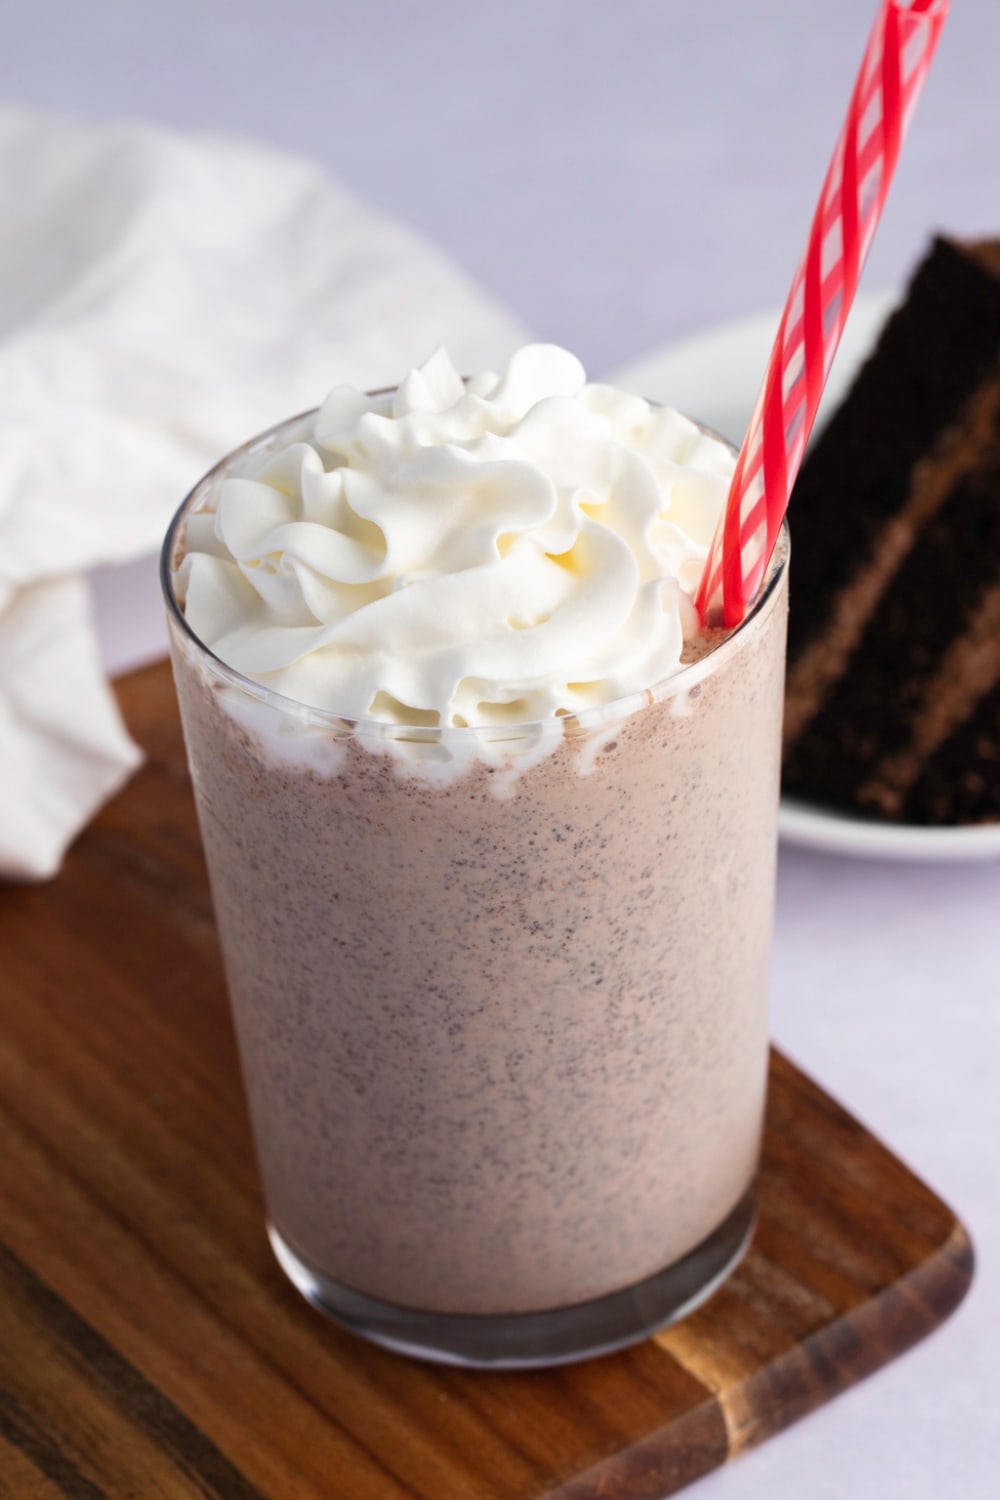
[164,346,789,1364]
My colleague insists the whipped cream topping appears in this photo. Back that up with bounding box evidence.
[174,345,734,730]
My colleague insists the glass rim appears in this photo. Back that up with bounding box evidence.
[160,404,789,743]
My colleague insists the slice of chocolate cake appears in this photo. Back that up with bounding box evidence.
[782,235,1000,826]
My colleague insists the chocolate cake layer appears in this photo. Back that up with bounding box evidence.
[903,682,1000,824]
[782,235,1000,825]
[784,384,1000,820]
[787,237,1000,666]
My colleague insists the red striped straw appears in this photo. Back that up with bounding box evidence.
[695,0,948,629]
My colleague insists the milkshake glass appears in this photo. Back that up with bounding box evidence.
[162,365,789,1368]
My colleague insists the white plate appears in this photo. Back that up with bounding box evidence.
[609,295,1000,864]
[608,291,896,458]
[779,797,1000,862]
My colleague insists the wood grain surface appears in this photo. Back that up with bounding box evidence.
[0,659,973,1500]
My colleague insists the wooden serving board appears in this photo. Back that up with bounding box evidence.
[0,660,973,1500]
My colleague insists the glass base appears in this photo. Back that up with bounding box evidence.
[267,1189,756,1369]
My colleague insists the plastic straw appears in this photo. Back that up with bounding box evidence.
[695,0,949,628]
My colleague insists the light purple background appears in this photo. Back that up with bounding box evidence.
[8,0,1000,373]
[5,4,999,1497]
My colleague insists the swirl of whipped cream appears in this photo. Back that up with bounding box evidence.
[174,345,734,729]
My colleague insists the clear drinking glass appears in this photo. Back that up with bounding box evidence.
[162,409,789,1368]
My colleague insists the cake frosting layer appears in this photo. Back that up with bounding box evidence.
[174,345,734,729]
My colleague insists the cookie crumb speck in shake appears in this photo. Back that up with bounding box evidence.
[163,345,789,1366]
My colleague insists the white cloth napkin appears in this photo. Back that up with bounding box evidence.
[0,107,528,881]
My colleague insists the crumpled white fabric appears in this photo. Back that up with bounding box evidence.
[0,107,527,880]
